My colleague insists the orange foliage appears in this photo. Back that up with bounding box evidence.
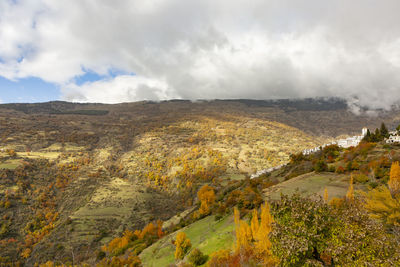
[197,185,215,216]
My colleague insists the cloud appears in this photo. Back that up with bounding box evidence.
[1,0,400,108]
[62,75,174,103]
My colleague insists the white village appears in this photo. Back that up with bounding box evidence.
[251,126,400,179]
[303,127,400,155]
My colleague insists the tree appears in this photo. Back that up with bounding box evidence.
[380,122,389,138]
[364,185,400,226]
[250,209,259,239]
[174,232,192,260]
[271,193,400,266]
[234,208,252,252]
[346,175,354,201]
[363,129,372,142]
[197,185,215,216]
[314,159,328,172]
[234,205,275,265]
[188,248,208,266]
[253,203,274,264]
[323,187,329,203]
[389,161,400,195]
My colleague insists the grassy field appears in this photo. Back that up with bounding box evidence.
[140,215,235,267]
[263,172,366,201]
[0,159,22,169]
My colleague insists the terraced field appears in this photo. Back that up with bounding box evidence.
[263,172,367,201]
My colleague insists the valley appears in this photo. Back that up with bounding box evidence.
[1,99,400,266]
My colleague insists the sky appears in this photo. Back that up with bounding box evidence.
[0,0,400,109]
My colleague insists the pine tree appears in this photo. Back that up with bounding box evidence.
[380,122,389,138]
[389,161,400,195]
[346,174,354,201]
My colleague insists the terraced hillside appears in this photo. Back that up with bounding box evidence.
[1,99,400,265]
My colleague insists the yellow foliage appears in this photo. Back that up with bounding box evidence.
[197,185,215,216]
[323,187,329,203]
[250,209,259,239]
[346,174,354,201]
[234,203,275,265]
[21,248,31,259]
[329,197,344,208]
[174,232,192,260]
[206,249,231,267]
[254,203,274,264]
[389,161,400,195]
[364,185,400,226]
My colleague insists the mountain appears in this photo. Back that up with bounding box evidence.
[1,98,400,265]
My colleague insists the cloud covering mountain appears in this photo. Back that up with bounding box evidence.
[1,0,400,108]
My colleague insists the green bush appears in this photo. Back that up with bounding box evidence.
[354,173,369,184]
[368,182,379,189]
[313,160,328,172]
[188,248,208,266]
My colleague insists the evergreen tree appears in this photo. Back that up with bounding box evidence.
[363,129,372,142]
[374,128,381,142]
[380,122,389,138]
[396,124,400,134]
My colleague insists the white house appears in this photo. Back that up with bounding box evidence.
[303,127,368,155]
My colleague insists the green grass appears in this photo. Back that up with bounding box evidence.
[140,214,235,267]
[0,159,22,169]
[264,172,366,201]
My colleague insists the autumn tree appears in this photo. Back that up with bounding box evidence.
[271,193,400,266]
[346,174,354,201]
[197,185,215,216]
[234,205,275,265]
[389,161,400,195]
[234,207,252,252]
[253,203,274,264]
[174,232,192,260]
[323,187,329,203]
[364,185,400,226]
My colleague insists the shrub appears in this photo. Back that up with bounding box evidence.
[188,248,208,266]
[313,160,328,172]
[336,166,345,174]
[354,173,369,184]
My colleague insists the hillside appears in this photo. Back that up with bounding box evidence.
[138,141,400,266]
[1,98,400,265]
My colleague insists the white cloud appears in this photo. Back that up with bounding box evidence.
[1,0,400,108]
[62,75,175,103]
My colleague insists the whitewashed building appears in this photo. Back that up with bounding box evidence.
[302,127,368,155]
[386,130,400,143]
